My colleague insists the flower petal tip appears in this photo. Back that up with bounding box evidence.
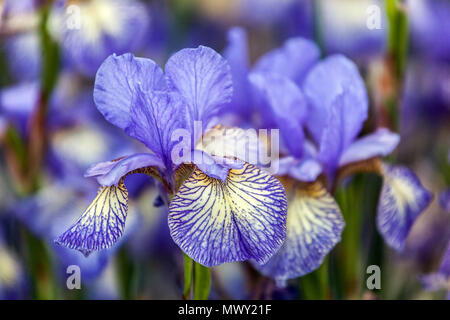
[255,181,344,283]
[55,184,129,256]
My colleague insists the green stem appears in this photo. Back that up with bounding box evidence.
[334,175,364,298]
[386,0,409,80]
[183,253,193,299]
[183,253,211,300]
[117,247,137,299]
[385,0,409,131]
[22,228,59,299]
[193,261,211,300]
[299,258,329,300]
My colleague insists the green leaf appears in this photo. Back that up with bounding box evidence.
[183,253,193,299]
[193,261,211,300]
[385,0,409,79]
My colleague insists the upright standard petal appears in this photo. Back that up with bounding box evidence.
[55,180,129,256]
[223,27,252,117]
[318,90,372,178]
[93,53,167,130]
[125,89,187,169]
[254,37,320,85]
[255,180,344,286]
[249,72,307,158]
[165,46,233,132]
[339,128,400,166]
[168,163,287,267]
[303,55,368,145]
[377,164,433,251]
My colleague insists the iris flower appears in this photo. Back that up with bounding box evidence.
[56,46,288,268]
[48,0,150,76]
[226,29,432,285]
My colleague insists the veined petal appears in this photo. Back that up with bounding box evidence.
[125,89,187,168]
[85,153,164,187]
[168,163,287,267]
[339,128,400,166]
[255,180,344,286]
[317,93,346,177]
[165,46,233,132]
[93,53,167,130]
[318,90,368,178]
[303,55,368,145]
[377,164,433,251]
[254,37,320,85]
[249,72,307,158]
[55,180,129,256]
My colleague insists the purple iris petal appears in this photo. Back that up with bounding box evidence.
[249,72,307,158]
[303,54,368,146]
[255,181,344,286]
[125,88,187,169]
[288,159,323,182]
[165,46,233,135]
[4,32,41,82]
[273,157,322,182]
[93,53,167,131]
[190,149,244,181]
[85,153,164,187]
[421,242,450,292]
[439,189,450,213]
[55,182,129,256]
[169,163,287,267]
[339,128,400,166]
[317,92,365,178]
[254,37,320,86]
[223,27,252,118]
[377,164,433,251]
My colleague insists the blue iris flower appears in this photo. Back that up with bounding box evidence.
[2,0,41,82]
[226,28,432,285]
[56,46,288,268]
[48,0,150,76]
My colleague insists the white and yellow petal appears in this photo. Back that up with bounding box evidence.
[168,163,287,267]
[55,180,129,256]
[255,180,344,286]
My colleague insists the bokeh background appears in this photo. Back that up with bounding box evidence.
[0,0,449,300]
